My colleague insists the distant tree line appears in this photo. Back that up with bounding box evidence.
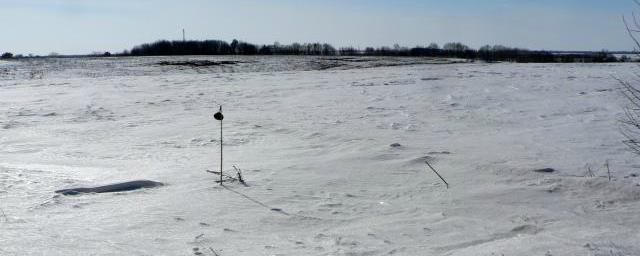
[1,52,63,59]
[124,39,623,63]
[128,39,338,56]
[338,43,619,63]
[0,41,627,63]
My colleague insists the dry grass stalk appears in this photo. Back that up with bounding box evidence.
[425,160,449,189]
[0,207,7,222]
[605,160,612,181]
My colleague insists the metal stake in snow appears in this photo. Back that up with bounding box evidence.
[214,106,224,184]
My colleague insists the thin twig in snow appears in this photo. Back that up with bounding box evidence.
[206,170,237,182]
[585,164,595,178]
[232,165,247,186]
[425,160,449,189]
[0,207,7,222]
[605,160,612,181]
[209,247,220,256]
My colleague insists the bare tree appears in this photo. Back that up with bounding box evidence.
[620,5,640,155]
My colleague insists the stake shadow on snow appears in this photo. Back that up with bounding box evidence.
[221,184,289,216]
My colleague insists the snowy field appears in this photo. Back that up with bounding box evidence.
[1,56,640,255]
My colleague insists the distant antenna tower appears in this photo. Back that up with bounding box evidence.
[182,28,185,42]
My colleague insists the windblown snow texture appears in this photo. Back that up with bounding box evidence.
[1,56,639,255]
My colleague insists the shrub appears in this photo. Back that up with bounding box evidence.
[1,52,13,59]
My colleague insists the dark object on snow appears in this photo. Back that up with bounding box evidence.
[428,151,451,155]
[55,180,164,195]
[390,143,402,148]
[157,60,238,67]
[533,168,556,173]
[214,109,224,121]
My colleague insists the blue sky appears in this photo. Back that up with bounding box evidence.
[0,0,636,55]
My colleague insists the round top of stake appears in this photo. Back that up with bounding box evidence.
[214,112,224,120]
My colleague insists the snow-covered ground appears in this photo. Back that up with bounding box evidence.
[1,57,639,255]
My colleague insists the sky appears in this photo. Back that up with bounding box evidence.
[0,0,637,55]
